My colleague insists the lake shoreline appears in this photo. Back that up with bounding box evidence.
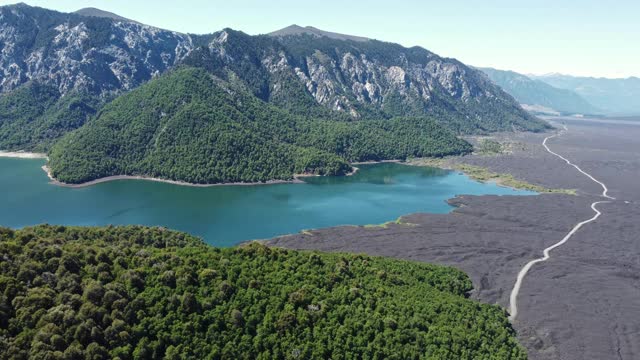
[41,165,309,188]
[40,164,361,188]
[351,159,402,165]
[0,151,48,159]
[2,155,536,247]
[10,152,534,193]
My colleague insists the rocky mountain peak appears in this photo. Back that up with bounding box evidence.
[0,3,192,96]
[268,24,371,42]
[74,7,140,24]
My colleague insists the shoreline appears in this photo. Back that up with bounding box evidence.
[351,159,402,165]
[41,166,307,188]
[0,151,48,159]
[15,153,541,193]
[40,165,361,189]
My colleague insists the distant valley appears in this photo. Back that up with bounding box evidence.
[479,67,600,115]
[480,67,640,117]
[531,73,640,116]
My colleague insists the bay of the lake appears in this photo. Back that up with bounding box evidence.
[0,158,536,246]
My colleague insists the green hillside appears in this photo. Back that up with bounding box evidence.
[0,83,100,152]
[47,67,471,184]
[0,225,526,359]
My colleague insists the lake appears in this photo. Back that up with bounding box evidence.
[0,158,536,246]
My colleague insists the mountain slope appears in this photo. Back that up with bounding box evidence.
[0,82,101,151]
[203,29,549,133]
[532,74,640,115]
[480,67,600,115]
[0,4,547,137]
[0,3,191,97]
[0,224,526,359]
[48,67,471,184]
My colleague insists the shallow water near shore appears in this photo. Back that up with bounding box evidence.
[0,158,536,246]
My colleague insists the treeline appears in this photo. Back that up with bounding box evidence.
[0,225,526,359]
[47,67,471,184]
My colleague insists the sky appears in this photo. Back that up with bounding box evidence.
[1,0,638,78]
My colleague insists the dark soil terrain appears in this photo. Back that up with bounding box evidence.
[267,117,640,360]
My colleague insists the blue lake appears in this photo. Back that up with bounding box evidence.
[0,158,536,246]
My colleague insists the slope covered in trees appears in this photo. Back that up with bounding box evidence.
[47,67,471,184]
[0,225,526,359]
[0,82,100,152]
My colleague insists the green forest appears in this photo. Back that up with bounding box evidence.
[47,67,472,184]
[0,225,526,359]
[0,82,100,152]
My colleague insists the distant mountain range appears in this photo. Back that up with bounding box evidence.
[480,67,640,116]
[0,3,548,184]
[531,74,640,116]
[479,67,601,115]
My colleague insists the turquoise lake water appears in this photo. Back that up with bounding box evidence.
[0,158,536,246]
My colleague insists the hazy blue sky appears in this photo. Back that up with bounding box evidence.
[2,0,638,78]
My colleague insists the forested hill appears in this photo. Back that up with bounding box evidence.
[47,67,471,184]
[0,225,526,359]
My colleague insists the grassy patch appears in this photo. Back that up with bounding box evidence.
[454,163,576,194]
[362,216,418,228]
[476,139,503,155]
[408,158,576,195]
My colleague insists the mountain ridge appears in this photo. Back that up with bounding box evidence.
[531,74,640,115]
[480,67,601,115]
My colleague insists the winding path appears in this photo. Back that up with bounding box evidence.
[508,125,615,321]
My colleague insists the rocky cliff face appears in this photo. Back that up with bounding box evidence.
[195,29,545,132]
[0,4,192,97]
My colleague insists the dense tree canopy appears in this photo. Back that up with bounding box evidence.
[0,83,100,152]
[48,67,472,184]
[0,225,526,359]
